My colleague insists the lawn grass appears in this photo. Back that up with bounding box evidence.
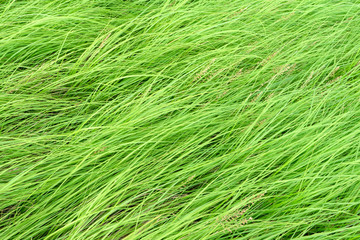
[1,0,360,239]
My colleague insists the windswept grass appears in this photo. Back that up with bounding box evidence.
[1,0,360,239]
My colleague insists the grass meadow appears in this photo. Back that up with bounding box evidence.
[1,0,360,239]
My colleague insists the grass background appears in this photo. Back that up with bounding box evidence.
[1,0,360,239]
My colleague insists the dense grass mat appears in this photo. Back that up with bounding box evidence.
[1,0,360,239]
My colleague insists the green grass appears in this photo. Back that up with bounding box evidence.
[1,0,360,239]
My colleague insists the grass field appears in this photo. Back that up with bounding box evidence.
[1,0,360,239]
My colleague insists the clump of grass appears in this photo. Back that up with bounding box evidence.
[1,0,360,239]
